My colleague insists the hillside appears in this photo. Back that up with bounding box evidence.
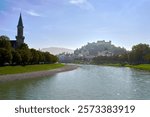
[74,40,127,57]
[41,47,74,55]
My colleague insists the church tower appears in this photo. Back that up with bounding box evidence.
[16,13,25,47]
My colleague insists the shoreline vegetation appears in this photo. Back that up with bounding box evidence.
[0,36,58,66]
[0,64,78,83]
[125,64,150,71]
[0,64,64,75]
[99,63,150,71]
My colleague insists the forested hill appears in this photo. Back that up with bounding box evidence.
[74,40,127,57]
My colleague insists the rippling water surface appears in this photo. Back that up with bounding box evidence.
[0,65,150,100]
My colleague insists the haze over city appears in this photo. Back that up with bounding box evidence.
[0,0,150,50]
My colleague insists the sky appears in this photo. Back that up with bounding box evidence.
[0,0,150,50]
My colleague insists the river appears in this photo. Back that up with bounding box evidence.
[0,65,150,100]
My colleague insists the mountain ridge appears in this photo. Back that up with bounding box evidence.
[41,47,74,55]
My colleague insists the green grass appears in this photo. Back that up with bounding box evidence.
[103,63,123,67]
[97,63,126,67]
[0,63,65,75]
[125,64,150,71]
[104,64,150,71]
[98,63,150,71]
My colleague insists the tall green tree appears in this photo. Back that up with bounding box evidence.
[0,35,12,65]
[44,52,52,63]
[129,44,150,64]
[11,49,22,65]
[37,51,45,63]
[17,43,31,65]
[30,49,39,64]
[144,54,150,63]
[0,48,12,66]
[0,35,11,50]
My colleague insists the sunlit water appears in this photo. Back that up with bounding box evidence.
[0,65,150,100]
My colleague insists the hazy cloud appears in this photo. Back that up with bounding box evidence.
[69,0,87,4]
[25,10,42,17]
[68,0,94,10]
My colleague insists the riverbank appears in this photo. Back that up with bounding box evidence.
[97,63,124,67]
[125,64,150,71]
[0,64,78,82]
[99,63,150,71]
[0,64,65,75]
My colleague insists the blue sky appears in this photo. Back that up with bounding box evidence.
[0,0,150,50]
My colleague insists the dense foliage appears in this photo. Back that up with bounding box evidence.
[93,43,150,65]
[128,44,150,64]
[0,35,58,66]
[93,54,128,65]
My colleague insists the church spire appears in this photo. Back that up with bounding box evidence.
[18,13,23,27]
[16,13,25,47]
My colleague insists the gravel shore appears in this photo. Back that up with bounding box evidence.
[0,65,78,83]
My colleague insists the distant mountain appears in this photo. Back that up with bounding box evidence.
[41,47,74,55]
[74,40,127,57]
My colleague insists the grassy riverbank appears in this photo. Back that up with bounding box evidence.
[125,64,150,71]
[102,64,124,67]
[0,64,65,75]
[101,63,150,71]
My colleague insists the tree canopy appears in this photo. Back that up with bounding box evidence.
[0,35,58,66]
[93,43,150,65]
[128,44,150,64]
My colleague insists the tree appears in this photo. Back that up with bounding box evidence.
[0,48,12,66]
[129,44,150,64]
[18,43,29,50]
[43,52,52,63]
[37,51,45,63]
[18,50,31,65]
[144,54,150,63]
[51,55,58,63]
[0,35,12,65]
[17,43,31,65]
[0,35,58,66]
[30,49,39,64]
[11,49,22,65]
[0,35,11,50]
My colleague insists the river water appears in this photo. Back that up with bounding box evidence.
[0,65,150,100]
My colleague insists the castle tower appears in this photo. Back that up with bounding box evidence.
[16,13,25,47]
